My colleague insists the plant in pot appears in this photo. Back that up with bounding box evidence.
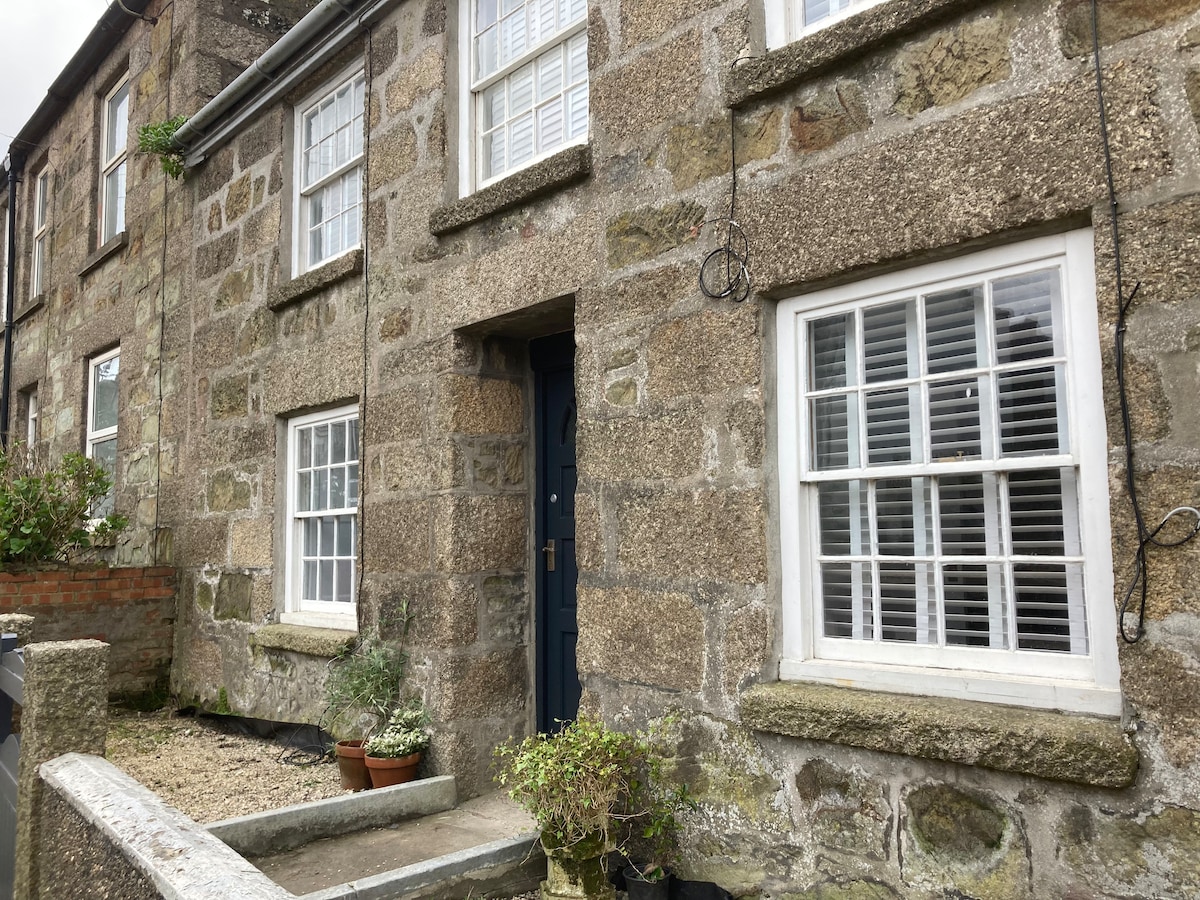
[493,717,688,900]
[324,641,407,791]
[363,703,430,788]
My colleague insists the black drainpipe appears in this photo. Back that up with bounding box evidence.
[2,153,23,449]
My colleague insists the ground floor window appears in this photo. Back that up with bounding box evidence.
[775,231,1121,714]
[284,405,359,625]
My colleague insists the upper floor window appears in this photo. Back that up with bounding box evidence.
[764,0,886,48]
[284,405,360,627]
[294,68,364,274]
[775,231,1121,716]
[32,168,49,296]
[100,78,129,243]
[86,348,120,517]
[464,0,588,192]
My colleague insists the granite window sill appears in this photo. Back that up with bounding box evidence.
[727,0,979,108]
[15,294,45,324]
[252,623,356,658]
[740,681,1138,789]
[429,143,592,237]
[78,231,128,277]
[268,249,363,312]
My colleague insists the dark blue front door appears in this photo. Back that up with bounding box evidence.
[531,332,580,732]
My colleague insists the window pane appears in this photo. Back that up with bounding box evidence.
[304,517,319,554]
[999,366,1062,456]
[810,314,851,390]
[928,377,983,460]
[336,560,354,603]
[319,560,335,602]
[320,516,336,556]
[876,477,932,556]
[879,562,935,643]
[92,355,120,431]
[297,471,312,512]
[994,269,1059,364]
[812,393,857,470]
[1014,563,1079,652]
[944,562,1007,648]
[822,561,873,640]
[330,421,346,464]
[314,469,328,510]
[1007,469,1066,556]
[106,84,129,160]
[347,463,360,509]
[330,466,346,509]
[926,286,982,374]
[863,301,914,383]
[818,480,868,556]
[509,111,535,166]
[303,560,317,601]
[348,418,360,460]
[337,515,355,556]
[865,387,915,465]
[104,163,126,239]
[313,425,329,466]
[938,473,999,557]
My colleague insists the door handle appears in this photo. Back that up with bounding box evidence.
[543,539,556,572]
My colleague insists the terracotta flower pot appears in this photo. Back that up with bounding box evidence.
[334,739,371,791]
[364,750,421,788]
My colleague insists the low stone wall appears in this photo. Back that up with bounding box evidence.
[0,567,175,699]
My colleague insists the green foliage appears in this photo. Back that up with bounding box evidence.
[0,446,127,567]
[325,640,408,735]
[363,703,430,758]
[215,686,232,715]
[493,717,692,861]
[136,115,188,179]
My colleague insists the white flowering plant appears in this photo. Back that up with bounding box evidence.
[363,704,431,759]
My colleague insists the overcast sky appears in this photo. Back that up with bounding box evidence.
[2,0,113,161]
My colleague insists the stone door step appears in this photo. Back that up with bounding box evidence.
[208,779,543,899]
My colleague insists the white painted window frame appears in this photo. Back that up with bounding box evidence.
[24,386,38,446]
[32,168,49,297]
[776,230,1122,716]
[86,348,121,519]
[457,0,589,197]
[763,0,887,49]
[282,404,360,631]
[292,65,365,276]
[100,77,129,243]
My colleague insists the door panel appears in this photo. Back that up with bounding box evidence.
[532,332,581,732]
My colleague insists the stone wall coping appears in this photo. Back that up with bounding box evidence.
[77,230,128,278]
[726,0,980,108]
[40,753,293,899]
[429,143,592,237]
[268,248,363,312]
[0,565,176,583]
[252,623,357,658]
[741,681,1139,788]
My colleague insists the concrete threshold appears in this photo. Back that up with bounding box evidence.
[246,792,543,900]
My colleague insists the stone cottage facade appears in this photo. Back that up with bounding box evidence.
[7,0,1200,895]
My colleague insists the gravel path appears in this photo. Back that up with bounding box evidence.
[105,708,345,824]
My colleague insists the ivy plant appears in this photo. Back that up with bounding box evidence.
[136,115,188,180]
[0,446,128,567]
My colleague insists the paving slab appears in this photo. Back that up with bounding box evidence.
[248,792,538,895]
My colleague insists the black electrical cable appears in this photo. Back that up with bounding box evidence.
[699,67,753,303]
[1091,0,1200,642]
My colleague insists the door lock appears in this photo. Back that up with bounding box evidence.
[543,539,556,572]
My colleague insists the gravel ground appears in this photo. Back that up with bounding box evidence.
[105,707,345,823]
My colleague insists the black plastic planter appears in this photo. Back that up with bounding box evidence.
[623,867,671,900]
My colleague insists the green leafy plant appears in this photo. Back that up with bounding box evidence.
[493,717,690,861]
[136,115,188,179]
[0,446,127,566]
[363,703,430,759]
[324,600,412,739]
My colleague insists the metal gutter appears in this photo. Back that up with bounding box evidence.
[173,0,397,167]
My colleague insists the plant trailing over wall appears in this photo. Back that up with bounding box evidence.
[493,717,691,861]
[137,115,188,179]
[0,446,127,567]
[325,640,408,737]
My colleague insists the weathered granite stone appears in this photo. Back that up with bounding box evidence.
[225,173,251,223]
[196,231,239,280]
[379,307,412,342]
[664,109,782,189]
[436,374,523,435]
[892,12,1015,116]
[604,379,638,406]
[251,624,355,657]
[369,119,418,184]
[210,374,249,419]
[647,306,761,399]
[433,494,525,573]
[1059,804,1200,898]
[578,411,703,480]
[216,265,254,310]
[267,248,363,311]
[385,47,443,114]
[433,648,526,719]
[791,81,871,153]
[907,785,1006,857]
[207,469,252,512]
[215,572,252,621]
[593,30,701,144]
[1058,0,1200,58]
[741,682,1138,787]
[576,586,705,692]
[619,0,722,48]
[605,201,705,268]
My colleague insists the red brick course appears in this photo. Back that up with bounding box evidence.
[0,567,175,698]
